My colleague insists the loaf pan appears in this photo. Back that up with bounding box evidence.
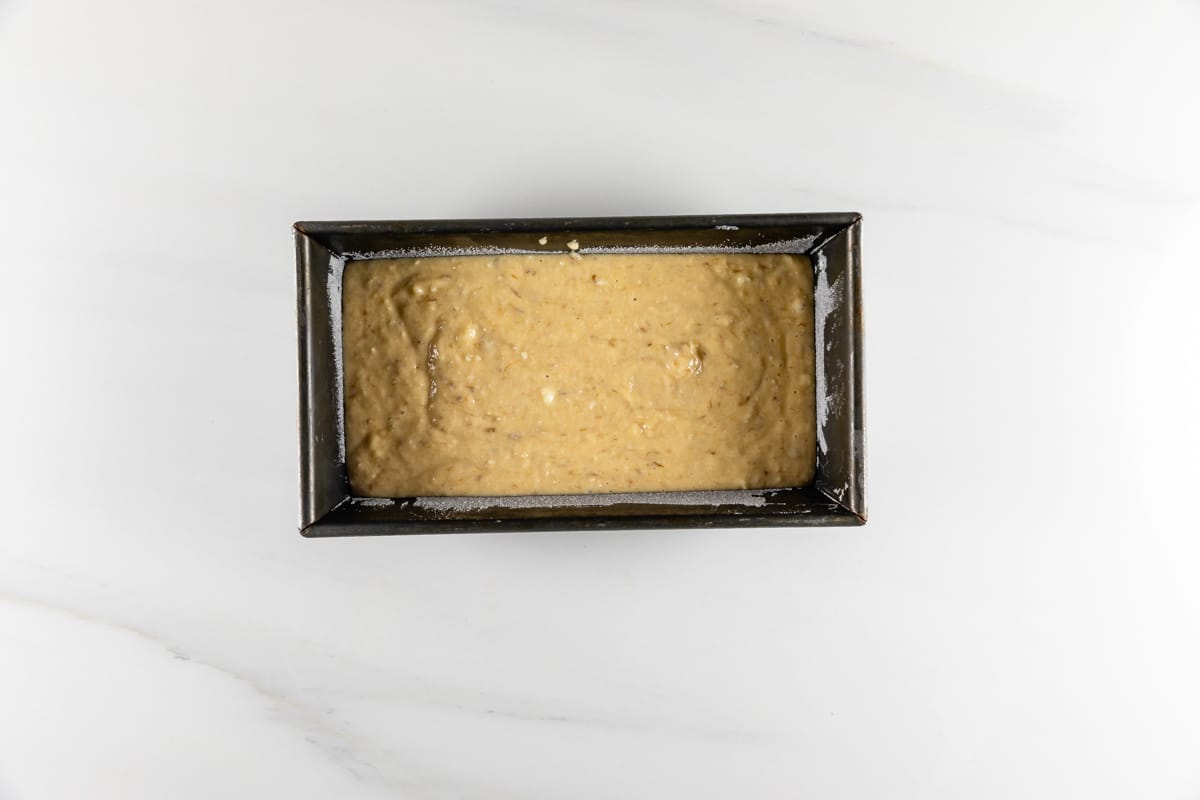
[296,213,864,536]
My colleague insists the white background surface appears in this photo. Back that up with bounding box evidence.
[2,1,1199,797]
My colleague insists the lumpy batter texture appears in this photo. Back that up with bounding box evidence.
[342,252,815,496]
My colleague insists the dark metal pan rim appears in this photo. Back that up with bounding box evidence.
[297,213,865,536]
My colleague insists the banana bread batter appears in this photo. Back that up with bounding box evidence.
[342,252,815,496]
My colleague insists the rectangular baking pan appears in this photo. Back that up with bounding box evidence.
[296,213,864,536]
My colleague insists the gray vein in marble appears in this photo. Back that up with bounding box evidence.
[301,656,766,745]
[447,0,1186,245]
[0,580,766,797]
[786,183,1141,249]
[0,589,415,797]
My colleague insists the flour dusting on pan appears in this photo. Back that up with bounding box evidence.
[327,254,346,460]
[813,251,842,456]
[409,489,771,513]
[342,235,817,261]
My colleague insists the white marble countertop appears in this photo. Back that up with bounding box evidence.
[2,1,1199,797]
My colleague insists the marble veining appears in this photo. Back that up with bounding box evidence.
[1,0,1199,797]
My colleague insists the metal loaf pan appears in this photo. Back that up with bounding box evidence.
[296,213,864,536]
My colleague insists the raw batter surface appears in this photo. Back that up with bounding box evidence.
[342,252,815,496]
